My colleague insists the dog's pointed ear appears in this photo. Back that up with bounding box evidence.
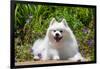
[50,18,56,26]
[61,19,68,27]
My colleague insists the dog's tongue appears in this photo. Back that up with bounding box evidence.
[54,37,62,42]
[56,38,60,42]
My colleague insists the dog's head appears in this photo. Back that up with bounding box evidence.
[47,18,71,43]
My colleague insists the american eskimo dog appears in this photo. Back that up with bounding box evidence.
[31,18,85,61]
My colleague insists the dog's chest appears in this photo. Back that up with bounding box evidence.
[49,41,78,59]
[56,43,78,59]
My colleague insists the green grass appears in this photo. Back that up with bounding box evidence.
[14,3,95,62]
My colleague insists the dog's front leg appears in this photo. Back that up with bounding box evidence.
[41,50,49,61]
[51,49,60,60]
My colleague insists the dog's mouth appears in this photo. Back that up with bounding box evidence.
[54,36,62,42]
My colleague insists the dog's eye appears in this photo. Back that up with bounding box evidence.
[53,30,56,32]
[60,30,63,33]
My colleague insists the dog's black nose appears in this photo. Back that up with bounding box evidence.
[56,33,59,37]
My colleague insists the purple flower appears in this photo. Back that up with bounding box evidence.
[38,53,42,58]
[87,40,93,47]
[83,27,88,34]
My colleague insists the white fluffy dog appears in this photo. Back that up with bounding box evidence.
[32,18,85,61]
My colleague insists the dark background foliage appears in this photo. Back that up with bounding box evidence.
[15,3,95,62]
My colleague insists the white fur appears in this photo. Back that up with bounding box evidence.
[32,18,85,61]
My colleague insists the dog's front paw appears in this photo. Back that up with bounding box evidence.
[41,55,49,61]
[34,56,40,61]
[53,56,60,60]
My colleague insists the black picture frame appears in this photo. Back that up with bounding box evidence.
[10,1,96,69]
